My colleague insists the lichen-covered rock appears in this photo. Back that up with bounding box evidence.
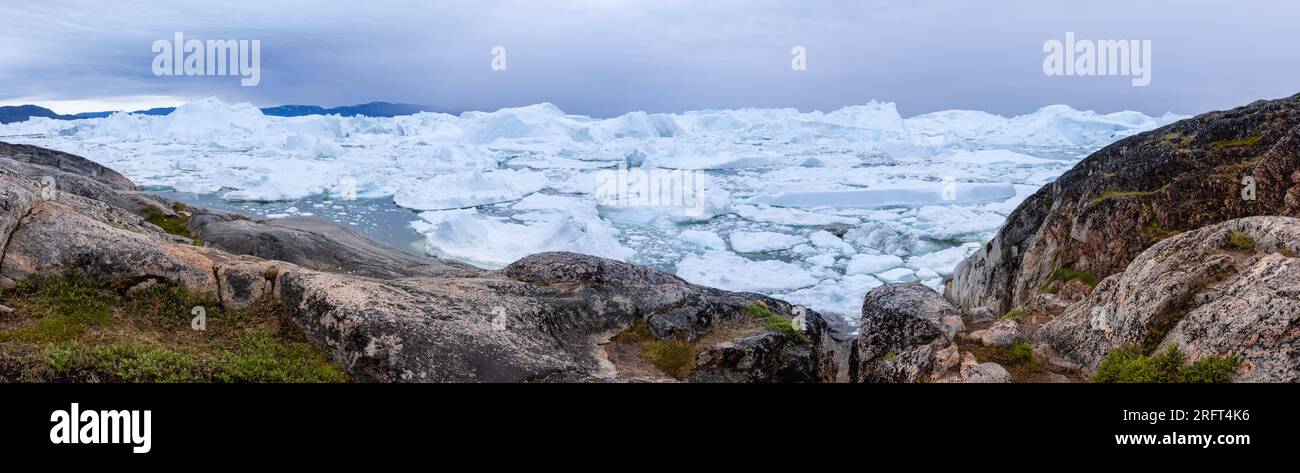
[850,283,965,383]
[214,258,280,310]
[960,362,1013,383]
[190,212,477,280]
[948,94,1300,316]
[0,190,218,295]
[0,169,37,262]
[1035,217,1300,381]
[690,332,816,383]
[968,319,1021,347]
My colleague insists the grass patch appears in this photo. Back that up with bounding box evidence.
[1210,135,1262,150]
[639,338,694,379]
[1163,133,1194,149]
[1006,342,1034,366]
[963,341,1044,380]
[140,204,200,245]
[1039,267,1100,294]
[742,303,809,345]
[1141,222,1181,240]
[1,273,113,343]
[1226,230,1256,252]
[1093,344,1240,383]
[611,320,695,379]
[38,332,344,383]
[1000,307,1028,323]
[1089,190,1156,207]
[0,272,343,383]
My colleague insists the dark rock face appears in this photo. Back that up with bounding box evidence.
[948,94,1300,315]
[0,142,136,191]
[690,333,816,383]
[190,212,477,280]
[850,283,967,383]
[1034,217,1300,381]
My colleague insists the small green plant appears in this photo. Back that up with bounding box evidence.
[210,331,346,383]
[2,272,344,383]
[139,204,196,242]
[1089,190,1156,207]
[1050,267,1100,286]
[743,303,809,345]
[1006,342,1034,366]
[1,272,114,343]
[1226,230,1256,252]
[1000,307,1028,323]
[639,338,694,379]
[612,320,696,379]
[881,352,897,362]
[1142,222,1180,240]
[38,333,345,383]
[1210,135,1262,149]
[1093,344,1239,383]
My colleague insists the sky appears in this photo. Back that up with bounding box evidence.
[0,0,1296,117]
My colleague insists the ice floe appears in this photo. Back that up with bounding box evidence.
[0,97,1184,321]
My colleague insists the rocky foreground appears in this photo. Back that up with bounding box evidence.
[2,94,1299,382]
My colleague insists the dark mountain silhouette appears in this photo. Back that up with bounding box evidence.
[1,101,453,124]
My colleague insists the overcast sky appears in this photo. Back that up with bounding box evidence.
[1,0,1296,117]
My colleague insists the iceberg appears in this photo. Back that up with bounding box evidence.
[0,96,1183,320]
[729,231,806,253]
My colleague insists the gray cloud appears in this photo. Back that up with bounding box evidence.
[1,0,1296,116]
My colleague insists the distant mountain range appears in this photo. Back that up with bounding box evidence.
[0,102,454,124]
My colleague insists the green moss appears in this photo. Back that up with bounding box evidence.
[140,205,197,243]
[971,341,1040,371]
[1006,342,1034,366]
[1163,133,1194,149]
[2,272,344,383]
[611,320,696,379]
[1054,267,1099,286]
[1039,267,1100,294]
[1041,198,1054,210]
[743,303,809,345]
[40,343,207,382]
[1210,135,1262,149]
[1000,307,1028,323]
[1141,222,1181,240]
[882,352,897,362]
[1089,190,1156,207]
[612,319,652,344]
[1226,230,1256,252]
[210,331,346,383]
[38,333,344,383]
[639,338,694,379]
[1,273,113,343]
[1093,344,1239,383]
[1179,355,1242,383]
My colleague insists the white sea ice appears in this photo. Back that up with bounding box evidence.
[677,229,727,251]
[808,230,855,256]
[394,169,548,211]
[845,254,905,275]
[729,231,806,253]
[874,267,918,283]
[0,97,1183,320]
[411,202,633,269]
[675,251,819,293]
[777,274,884,318]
